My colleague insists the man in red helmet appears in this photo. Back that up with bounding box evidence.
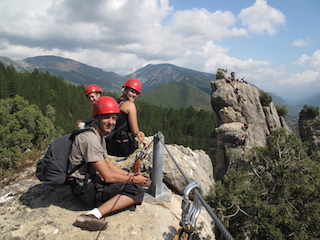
[68,96,149,231]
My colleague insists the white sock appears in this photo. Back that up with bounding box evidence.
[86,208,102,219]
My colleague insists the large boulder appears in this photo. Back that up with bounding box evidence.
[111,136,214,197]
[0,177,215,240]
[0,140,216,240]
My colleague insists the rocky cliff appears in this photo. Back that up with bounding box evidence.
[0,137,216,240]
[210,69,291,180]
[298,106,320,154]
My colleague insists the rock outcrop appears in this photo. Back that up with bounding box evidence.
[298,107,320,153]
[210,71,290,180]
[0,140,215,240]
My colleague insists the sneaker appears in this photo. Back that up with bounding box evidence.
[74,214,108,231]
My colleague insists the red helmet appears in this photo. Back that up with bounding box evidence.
[85,84,102,96]
[123,78,142,93]
[93,96,120,115]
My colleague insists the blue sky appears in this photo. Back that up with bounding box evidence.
[0,0,319,101]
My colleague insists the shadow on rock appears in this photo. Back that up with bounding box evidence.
[20,183,87,211]
[162,226,177,240]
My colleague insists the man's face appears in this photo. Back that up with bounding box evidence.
[87,92,100,104]
[99,114,117,133]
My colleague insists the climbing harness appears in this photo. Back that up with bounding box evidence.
[113,137,154,174]
[174,181,202,240]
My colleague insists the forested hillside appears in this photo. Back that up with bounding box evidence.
[0,62,216,177]
[138,81,212,111]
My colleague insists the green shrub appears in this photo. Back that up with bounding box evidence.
[208,129,320,239]
[301,105,319,119]
[216,71,226,80]
[259,90,272,106]
[0,95,56,176]
[276,105,288,117]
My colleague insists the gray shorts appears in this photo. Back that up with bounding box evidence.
[69,176,145,207]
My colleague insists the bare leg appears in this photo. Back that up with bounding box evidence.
[98,194,138,216]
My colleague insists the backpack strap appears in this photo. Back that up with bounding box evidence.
[67,128,94,177]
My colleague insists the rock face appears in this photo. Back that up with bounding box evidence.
[0,140,215,240]
[298,108,320,153]
[210,74,290,180]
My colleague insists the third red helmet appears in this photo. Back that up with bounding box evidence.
[123,78,142,94]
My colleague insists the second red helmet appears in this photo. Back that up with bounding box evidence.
[123,78,142,94]
[85,84,102,96]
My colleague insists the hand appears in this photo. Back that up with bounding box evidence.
[133,174,149,185]
[137,131,145,139]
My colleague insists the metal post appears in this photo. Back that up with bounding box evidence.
[145,131,171,201]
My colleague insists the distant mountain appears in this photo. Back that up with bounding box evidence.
[0,56,29,72]
[268,92,301,134]
[1,55,315,113]
[126,63,215,94]
[269,92,300,120]
[22,55,124,92]
[294,92,320,109]
[0,55,215,111]
[138,81,212,111]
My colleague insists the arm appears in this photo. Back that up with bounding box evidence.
[92,158,149,184]
[104,157,130,175]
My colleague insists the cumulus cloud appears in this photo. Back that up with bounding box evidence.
[171,8,247,40]
[296,50,320,69]
[238,0,285,35]
[292,39,309,47]
[280,70,320,86]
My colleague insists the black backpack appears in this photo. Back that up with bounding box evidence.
[36,128,93,186]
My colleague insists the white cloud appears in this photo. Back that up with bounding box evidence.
[292,39,309,47]
[238,0,285,35]
[171,8,247,40]
[280,70,320,86]
[296,50,320,69]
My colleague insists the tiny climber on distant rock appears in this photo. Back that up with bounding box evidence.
[234,87,242,103]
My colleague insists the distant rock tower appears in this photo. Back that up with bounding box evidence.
[210,69,291,180]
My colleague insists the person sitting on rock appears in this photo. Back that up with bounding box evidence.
[230,72,236,81]
[106,78,145,157]
[68,96,149,231]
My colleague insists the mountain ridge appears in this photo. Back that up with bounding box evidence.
[0,55,318,114]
